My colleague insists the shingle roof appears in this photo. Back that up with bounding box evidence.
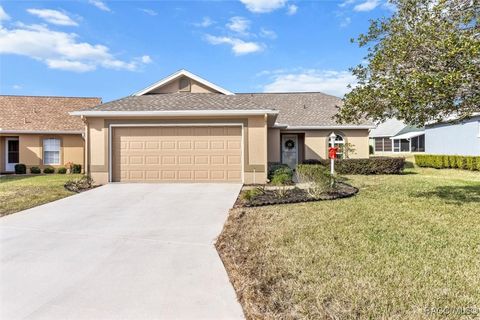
[76,92,372,127]
[239,93,372,127]
[83,94,269,111]
[0,95,101,132]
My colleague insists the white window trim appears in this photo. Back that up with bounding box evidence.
[43,138,61,165]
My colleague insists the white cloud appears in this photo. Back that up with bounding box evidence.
[205,35,263,55]
[139,8,158,16]
[383,1,397,11]
[259,28,277,39]
[339,0,355,8]
[194,17,214,28]
[226,16,250,34]
[46,59,95,72]
[0,23,149,72]
[354,0,380,12]
[0,6,10,21]
[12,84,22,90]
[27,9,78,26]
[140,55,152,64]
[262,69,357,97]
[239,0,287,13]
[287,4,298,15]
[340,16,351,27]
[88,0,111,12]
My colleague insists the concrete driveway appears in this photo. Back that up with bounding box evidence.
[0,184,244,320]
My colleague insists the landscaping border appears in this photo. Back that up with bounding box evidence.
[234,182,358,208]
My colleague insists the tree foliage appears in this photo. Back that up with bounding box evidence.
[337,0,480,126]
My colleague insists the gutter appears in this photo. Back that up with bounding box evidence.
[0,130,84,134]
[279,125,376,130]
[69,110,279,117]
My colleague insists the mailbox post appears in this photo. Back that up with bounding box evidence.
[328,132,337,176]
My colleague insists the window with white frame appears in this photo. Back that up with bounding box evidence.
[333,134,345,159]
[43,138,60,165]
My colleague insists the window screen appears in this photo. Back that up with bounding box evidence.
[375,138,383,151]
[43,138,60,165]
[383,138,392,152]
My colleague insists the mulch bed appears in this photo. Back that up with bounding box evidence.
[234,182,358,208]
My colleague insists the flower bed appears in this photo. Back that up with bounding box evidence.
[234,182,358,208]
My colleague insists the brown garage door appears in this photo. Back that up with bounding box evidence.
[112,126,242,182]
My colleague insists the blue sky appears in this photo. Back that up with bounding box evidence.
[0,0,393,102]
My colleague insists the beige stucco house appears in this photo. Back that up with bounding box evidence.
[71,70,373,184]
[0,96,100,173]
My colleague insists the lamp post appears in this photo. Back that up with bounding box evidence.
[329,132,336,176]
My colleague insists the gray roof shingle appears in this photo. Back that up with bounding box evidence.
[80,92,372,127]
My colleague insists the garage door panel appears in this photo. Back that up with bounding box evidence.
[178,141,192,149]
[112,126,242,182]
[145,142,159,149]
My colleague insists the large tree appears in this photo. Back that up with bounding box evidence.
[337,0,480,126]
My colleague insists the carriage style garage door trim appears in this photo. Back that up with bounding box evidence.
[108,123,244,183]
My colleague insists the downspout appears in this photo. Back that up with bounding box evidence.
[264,113,268,184]
[81,116,89,175]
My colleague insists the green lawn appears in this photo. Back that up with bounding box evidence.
[0,174,82,217]
[217,168,480,319]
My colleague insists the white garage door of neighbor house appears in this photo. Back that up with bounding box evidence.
[112,126,243,182]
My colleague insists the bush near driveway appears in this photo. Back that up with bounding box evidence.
[217,168,480,319]
[64,176,95,193]
[302,157,405,174]
[0,174,82,217]
[415,154,480,171]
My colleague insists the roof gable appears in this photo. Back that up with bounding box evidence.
[132,69,234,96]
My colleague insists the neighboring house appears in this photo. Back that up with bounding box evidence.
[71,69,373,184]
[425,115,480,156]
[370,118,425,154]
[0,96,101,173]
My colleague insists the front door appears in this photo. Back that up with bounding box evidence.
[281,134,298,169]
[5,138,19,172]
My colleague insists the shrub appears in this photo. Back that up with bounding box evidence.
[30,166,41,174]
[14,164,26,174]
[271,169,292,185]
[414,154,479,171]
[43,167,55,174]
[369,145,374,155]
[72,164,82,174]
[268,163,294,184]
[64,176,94,193]
[302,157,405,174]
[297,164,334,197]
[272,169,293,198]
[240,188,262,201]
[57,167,67,174]
[267,163,290,179]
